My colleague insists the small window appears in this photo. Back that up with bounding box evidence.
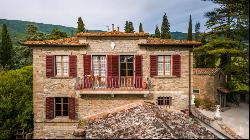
[55,97,69,117]
[55,55,69,77]
[157,96,172,106]
[193,89,200,94]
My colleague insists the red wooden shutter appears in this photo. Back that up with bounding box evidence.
[150,55,158,77]
[83,55,92,88]
[107,55,119,88]
[46,97,54,119]
[69,97,76,120]
[135,55,142,88]
[46,55,54,78]
[69,55,77,78]
[173,54,181,77]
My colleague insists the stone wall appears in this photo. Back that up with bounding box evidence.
[32,37,193,138]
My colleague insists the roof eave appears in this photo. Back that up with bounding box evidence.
[22,43,89,47]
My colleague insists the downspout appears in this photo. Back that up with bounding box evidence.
[189,47,192,113]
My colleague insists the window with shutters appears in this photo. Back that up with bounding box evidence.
[55,56,69,77]
[157,96,172,106]
[55,97,69,117]
[158,56,171,76]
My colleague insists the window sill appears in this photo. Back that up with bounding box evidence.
[50,77,74,79]
[153,75,178,78]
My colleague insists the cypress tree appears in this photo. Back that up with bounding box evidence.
[161,13,171,39]
[0,24,13,68]
[187,15,193,41]
[124,21,129,32]
[195,22,200,41]
[139,22,144,32]
[155,25,161,38]
[77,17,85,33]
[128,21,134,32]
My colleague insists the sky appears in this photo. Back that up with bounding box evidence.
[0,0,218,33]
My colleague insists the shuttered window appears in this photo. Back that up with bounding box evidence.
[158,55,171,76]
[69,55,77,78]
[46,97,76,120]
[150,55,181,77]
[83,55,92,88]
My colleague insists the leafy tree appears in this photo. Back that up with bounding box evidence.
[139,22,144,32]
[161,13,171,39]
[48,28,67,39]
[128,21,134,33]
[0,66,33,139]
[195,22,201,41]
[77,17,85,33]
[154,25,161,38]
[25,24,47,41]
[124,21,129,32]
[203,0,249,40]
[124,21,134,33]
[187,15,193,41]
[12,45,32,69]
[0,24,13,68]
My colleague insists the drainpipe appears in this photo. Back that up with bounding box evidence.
[189,47,192,114]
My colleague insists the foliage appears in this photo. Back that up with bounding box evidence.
[47,28,67,40]
[25,24,47,41]
[0,24,13,68]
[0,66,33,139]
[154,25,161,38]
[12,45,32,69]
[161,13,171,39]
[194,97,216,110]
[203,0,249,40]
[195,22,201,41]
[187,15,193,41]
[124,21,134,33]
[77,17,85,33]
[139,22,144,32]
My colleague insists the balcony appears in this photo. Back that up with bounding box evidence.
[75,76,150,95]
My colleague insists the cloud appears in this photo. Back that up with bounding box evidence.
[0,0,218,33]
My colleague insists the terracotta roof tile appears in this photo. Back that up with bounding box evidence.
[217,87,231,93]
[76,31,149,37]
[23,37,88,46]
[139,38,202,46]
[193,68,221,76]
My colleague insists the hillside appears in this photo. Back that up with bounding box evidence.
[0,19,191,44]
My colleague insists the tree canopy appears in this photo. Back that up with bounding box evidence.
[139,22,144,32]
[187,15,193,41]
[161,13,171,39]
[154,25,161,38]
[77,17,85,33]
[0,66,33,139]
[0,24,13,69]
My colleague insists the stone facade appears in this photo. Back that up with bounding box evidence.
[32,36,194,138]
[192,69,226,103]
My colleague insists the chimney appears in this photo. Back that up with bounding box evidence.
[112,24,114,32]
[117,26,119,32]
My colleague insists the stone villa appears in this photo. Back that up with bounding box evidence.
[24,30,201,139]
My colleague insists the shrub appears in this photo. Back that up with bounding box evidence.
[194,97,215,110]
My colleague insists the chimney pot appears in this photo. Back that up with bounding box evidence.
[112,24,114,32]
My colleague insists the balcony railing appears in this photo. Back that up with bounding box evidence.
[75,75,147,91]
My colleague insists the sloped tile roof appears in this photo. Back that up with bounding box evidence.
[23,37,88,47]
[76,31,149,37]
[193,68,221,76]
[139,38,202,46]
[217,87,231,94]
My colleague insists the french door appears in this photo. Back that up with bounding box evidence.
[92,56,106,88]
[120,55,134,87]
